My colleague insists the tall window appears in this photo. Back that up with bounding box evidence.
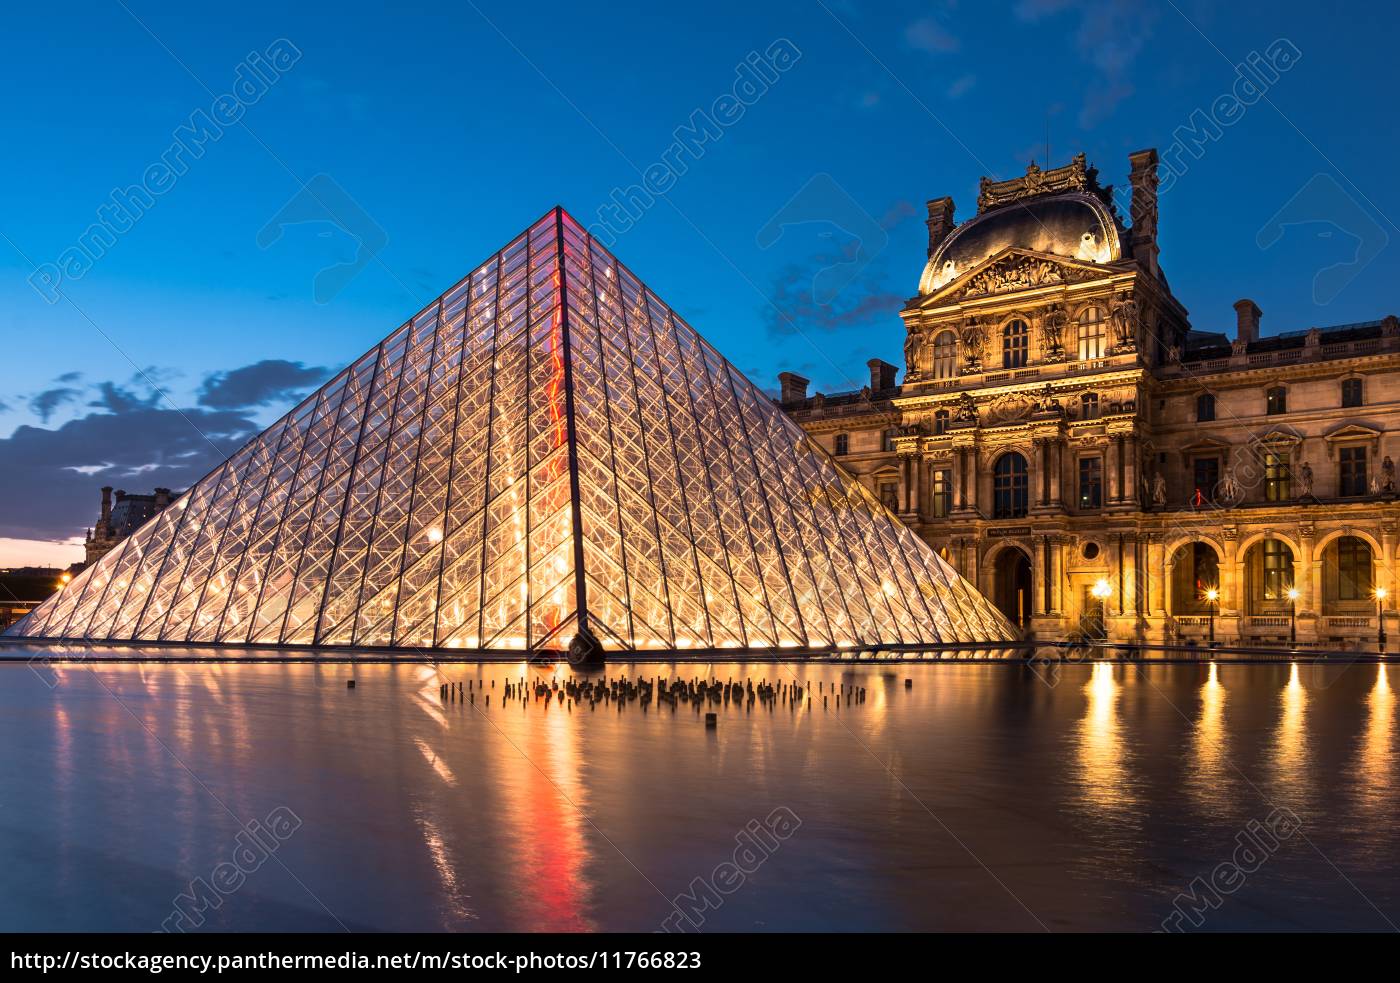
[1078,456,1103,510]
[1342,378,1364,408]
[1262,539,1294,600]
[933,409,950,434]
[1077,306,1106,360]
[834,433,849,456]
[1080,392,1100,420]
[1266,386,1287,415]
[1002,319,1029,369]
[993,452,1029,519]
[879,481,899,511]
[1193,457,1220,505]
[1265,452,1291,501]
[1196,392,1216,422]
[881,428,897,452]
[1337,536,1373,600]
[1340,445,1368,497]
[932,469,952,518]
[933,330,958,379]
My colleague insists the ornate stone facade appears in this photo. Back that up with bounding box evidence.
[783,149,1400,651]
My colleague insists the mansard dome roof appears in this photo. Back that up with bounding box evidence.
[919,191,1125,295]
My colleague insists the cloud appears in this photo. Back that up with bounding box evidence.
[197,359,332,410]
[946,73,977,99]
[29,387,82,423]
[1015,0,1156,126]
[0,401,256,543]
[904,17,960,54]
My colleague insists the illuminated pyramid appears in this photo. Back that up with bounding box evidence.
[10,209,1014,657]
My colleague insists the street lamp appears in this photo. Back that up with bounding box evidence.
[1376,586,1388,655]
[1287,587,1299,648]
[1204,587,1220,647]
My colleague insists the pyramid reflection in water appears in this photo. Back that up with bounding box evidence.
[10,209,1015,655]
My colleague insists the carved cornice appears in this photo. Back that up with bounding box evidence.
[978,153,1097,213]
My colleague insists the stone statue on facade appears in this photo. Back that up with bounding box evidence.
[904,329,924,378]
[1151,470,1167,508]
[960,318,987,373]
[1298,460,1314,498]
[1041,305,1067,361]
[1219,471,1241,503]
[1385,456,1397,493]
[1109,291,1138,352]
[953,391,978,423]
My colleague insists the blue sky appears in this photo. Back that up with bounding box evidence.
[2,0,1398,564]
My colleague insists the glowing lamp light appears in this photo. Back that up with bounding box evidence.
[1376,587,1389,601]
[1090,578,1112,600]
[1286,588,1300,601]
[1204,588,1219,603]
[59,573,72,586]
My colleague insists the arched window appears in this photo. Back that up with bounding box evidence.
[993,452,1028,519]
[1077,306,1106,360]
[1196,392,1216,422]
[1335,536,1373,600]
[933,409,950,434]
[1266,386,1287,415]
[1002,319,1029,369]
[933,330,958,379]
[1080,392,1100,420]
[1170,543,1221,615]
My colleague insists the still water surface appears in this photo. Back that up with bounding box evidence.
[2,653,1398,932]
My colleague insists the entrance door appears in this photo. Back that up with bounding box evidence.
[993,549,1033,630]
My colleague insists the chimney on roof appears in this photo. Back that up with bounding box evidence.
[777,371,810,406]
[154,487,172,508]
[1128,148,1160,277]
[926,197,955,258]
[1234,299,1262,345]
[867,358,897,392]
[99,486,112,534]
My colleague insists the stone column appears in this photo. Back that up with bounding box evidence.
[1049,536,1063,613]
[1148,536,1166,615]
[1032,539,1047,616]
[1050,440,1063,505]
[1298,526,1317,617]
[1107,437,1121,502]
[1124,434,1139,506]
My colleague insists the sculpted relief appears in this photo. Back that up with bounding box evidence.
[947,255,1098,301]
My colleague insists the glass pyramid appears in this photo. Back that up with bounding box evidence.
[9,209,1014,656]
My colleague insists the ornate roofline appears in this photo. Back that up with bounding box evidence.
[978,153,1100,213]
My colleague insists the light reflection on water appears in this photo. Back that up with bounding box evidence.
[1,654,1399,932]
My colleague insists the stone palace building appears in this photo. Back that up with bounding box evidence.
[782,149,1400,650]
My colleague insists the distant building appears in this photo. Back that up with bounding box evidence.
[84,486,177,567]
[783,149,1400,651]
[0,567,72,630]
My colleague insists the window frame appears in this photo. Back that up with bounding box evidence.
[1077,306,1106,361]
[1002,319,1029,370]
[1196,392,1216,422]
[1340,444,1368,497]
[993,452,1029,519]
[1337,535,1373,601]
[1266,386,1287,416]
[932,330,958,379]
[1342,377,1363,408]
[833,433,849,456]
[1078,455,1103,510]
[1264,451,1291,501]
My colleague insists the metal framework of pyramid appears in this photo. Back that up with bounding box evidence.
[9,208,1015,657]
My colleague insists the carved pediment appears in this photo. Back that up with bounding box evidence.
[930,249,1108,303]
[1323,423,1382,442]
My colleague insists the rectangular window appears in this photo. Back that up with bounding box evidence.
[881,428,896,452]
[1340,446,1368,497]
[1078,456,1102,510]
[932,469,952,518]
[1193,457,1219,505]
[1262,540,1293,600]
[879,481,899,511]
[1342,378,1363,408]
[1266,387,1287,415]
[1265,452,1291,501]
[834,434,849,456]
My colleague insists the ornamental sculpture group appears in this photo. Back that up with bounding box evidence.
[1144,456,1397,509]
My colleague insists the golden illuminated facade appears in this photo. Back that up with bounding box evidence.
[784,150,1400,650]
[10,208,1013,658]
